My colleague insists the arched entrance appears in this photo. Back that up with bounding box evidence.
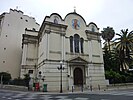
[74,67,83,85]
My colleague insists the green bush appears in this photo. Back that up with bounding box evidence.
[10,78,26,86]
[0,72,11,84]
[105,70,133,84]
[10,74,31,87]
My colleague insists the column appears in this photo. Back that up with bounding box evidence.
[79,41,81,53]
[61,28,66,61]
[73,39,75,53]
[69,66,73,90]
[87,39,93,86]
[61,34,64,60]
[98,40,103,63]
[45,30,50,60]
[63,35,66,60]
[21,44,28,65]
[88,39,92,62]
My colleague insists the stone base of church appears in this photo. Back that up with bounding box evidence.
[37,80,107,92]
[22,62,108,92]
[37,77,107,92]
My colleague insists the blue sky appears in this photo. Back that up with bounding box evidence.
[1,0,133,39]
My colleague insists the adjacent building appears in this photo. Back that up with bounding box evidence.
[21,11,107,91]
[0,9,40,79]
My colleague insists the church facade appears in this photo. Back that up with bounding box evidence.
[21,12,107,91]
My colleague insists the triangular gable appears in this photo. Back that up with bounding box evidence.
[68,56,88,64]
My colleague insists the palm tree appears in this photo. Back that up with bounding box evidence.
[114,29,133,72]
[101,27,115,51]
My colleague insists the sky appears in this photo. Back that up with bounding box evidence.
[0,0,133,40]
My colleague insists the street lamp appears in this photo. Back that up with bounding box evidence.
[57,61,64,93]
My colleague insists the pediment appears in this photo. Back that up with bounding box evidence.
[68,56,88,64]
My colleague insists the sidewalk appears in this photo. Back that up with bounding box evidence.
[1,83,133,94]
[106,83,133,91]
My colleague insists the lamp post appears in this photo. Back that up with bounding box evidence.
[58,61,64,93]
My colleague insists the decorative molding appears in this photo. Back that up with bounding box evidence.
[60,32,66,36]
[92,62,104,64]
[49,30,66,36]
[85,30,102,42]
[66,52,89,56]
[25,28,38,32]
[45,30,51,34]
[21,65,36,69]
[44,21,68,29]
[49,50,61,54]
[22,34,38,45]
[92,55,100,57]
[85,30,101,36]
[26,58,38,61]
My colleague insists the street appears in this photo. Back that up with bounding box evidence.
[0,89,133,100]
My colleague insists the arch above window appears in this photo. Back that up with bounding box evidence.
[54,16,59,24]
[70,34,84,53]
[91,25,95,32]
[80,38,84,53]
[70,36,73,52]
[74,34,80,53]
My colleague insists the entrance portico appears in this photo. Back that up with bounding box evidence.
[68,57,88,89]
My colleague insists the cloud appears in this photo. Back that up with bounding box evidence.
[0,0,133,32]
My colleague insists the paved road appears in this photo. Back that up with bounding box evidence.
[0,89,133,100]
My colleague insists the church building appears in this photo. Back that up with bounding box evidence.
[21,11,107,91]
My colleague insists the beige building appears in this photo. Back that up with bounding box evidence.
[21,12,107,91]
[0,9,40,79]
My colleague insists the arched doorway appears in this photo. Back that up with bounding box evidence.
[74,67,83,85]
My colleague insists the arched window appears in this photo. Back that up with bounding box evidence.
[92,25,95,32]
[70,34,84,53]
[70,36,73,52]
[74,34,80,53]
[54,16,58,24]
[54,18,58,24]
[80,38,84,53]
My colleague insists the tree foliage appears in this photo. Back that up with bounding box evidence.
[103,28,133,84]
[114,29,133,71]
[101,27,115,41]
[103,45,120,72]
[101,27,115,51]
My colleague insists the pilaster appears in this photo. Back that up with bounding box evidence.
[45,30,51,60]
[88,40,92,62]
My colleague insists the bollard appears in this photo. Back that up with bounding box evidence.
[98,84,100,91]
[72,86,74,92]
[90,85,92,91]
[81,85,83,92]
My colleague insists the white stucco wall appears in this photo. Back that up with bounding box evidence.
[0,9,40,79]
